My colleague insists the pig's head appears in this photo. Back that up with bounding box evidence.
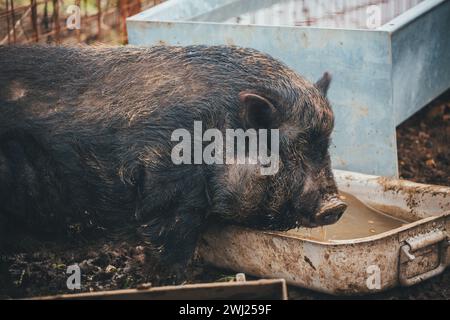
[210,71,347,231]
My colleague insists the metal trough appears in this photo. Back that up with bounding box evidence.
[127,0,450,177]
[198,170,450,295]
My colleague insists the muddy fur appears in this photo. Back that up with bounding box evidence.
[0,45,337,270]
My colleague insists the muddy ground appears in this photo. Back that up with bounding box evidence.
[0,90,449,300]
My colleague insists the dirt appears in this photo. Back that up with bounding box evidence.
[0,238,146,299]
[397,91,450,186]
[0,90,449,300]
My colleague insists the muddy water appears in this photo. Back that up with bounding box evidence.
[287,192,408,241]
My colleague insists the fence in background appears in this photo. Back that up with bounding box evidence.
[0,0,164,45]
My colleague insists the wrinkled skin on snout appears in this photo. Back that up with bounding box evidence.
[0,45,345,272]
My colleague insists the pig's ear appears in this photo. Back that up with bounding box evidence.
[239,92,277,129]
[315,72,332,96]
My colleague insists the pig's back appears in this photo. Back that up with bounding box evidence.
[0,44,302,234]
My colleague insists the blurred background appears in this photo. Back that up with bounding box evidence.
[0,0,164,45]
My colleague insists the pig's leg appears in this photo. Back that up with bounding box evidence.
[131,166,209,279]
[0,136,31,225]
[0,130,67,236]
[0,147,11,247]
[139,209,204,262]
[138,208,205,281]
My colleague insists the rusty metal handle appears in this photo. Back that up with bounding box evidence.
[399,230,449,286]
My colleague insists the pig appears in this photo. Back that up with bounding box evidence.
[0,45,346,270]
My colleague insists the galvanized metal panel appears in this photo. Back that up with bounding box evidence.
[127,19,397,176]
[384,0,450,124]
[128,0,234,21]
[130,0,296,22]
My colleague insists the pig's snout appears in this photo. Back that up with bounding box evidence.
[314,197,347,226]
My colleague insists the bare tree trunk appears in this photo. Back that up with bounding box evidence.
[97,0,102,39]
[6,0,11,45]
[52,0,60,43]
[10,0,16,43]
[76,0,81,42]
[30,0,39,42]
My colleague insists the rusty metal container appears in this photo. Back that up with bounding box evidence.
[199,170,450,295]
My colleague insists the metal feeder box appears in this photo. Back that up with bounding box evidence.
[127,0,450,177]
[199,170,450,295]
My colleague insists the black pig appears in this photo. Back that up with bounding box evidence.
[0,45,346,268]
